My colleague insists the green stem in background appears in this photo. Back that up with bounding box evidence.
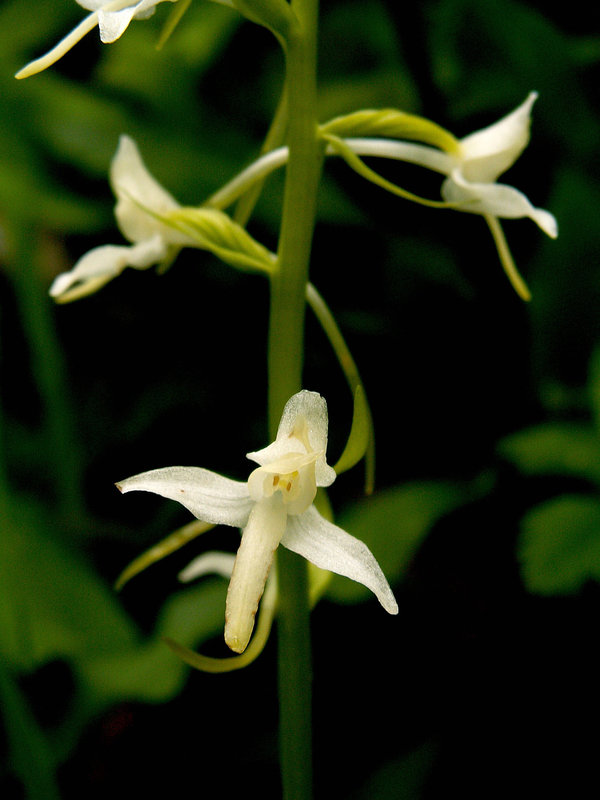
[0,302,9,511]
[9,224,84,520]
[0,298,60,798]
[0,660,62,800]
[268,1,321,797]
[233,80,289,227]
[306,282,375,493]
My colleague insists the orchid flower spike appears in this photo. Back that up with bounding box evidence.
[441,92,557,238]
[50,135,193,302]
[16,0,177,79]
[117,390,398,654]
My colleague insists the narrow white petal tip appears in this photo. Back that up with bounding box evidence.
[537,209,558,239]
[48,273,71,298]
[387,598,399,615]
[526,90,539,106]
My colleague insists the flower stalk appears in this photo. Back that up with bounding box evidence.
[269,2,321,797]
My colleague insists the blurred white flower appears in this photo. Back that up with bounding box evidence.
[117,390,398,654]
[50,135,191,302]
[440,92,557,237]
[16,0,176,79]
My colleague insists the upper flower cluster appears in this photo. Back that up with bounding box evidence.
[117,390,398,654]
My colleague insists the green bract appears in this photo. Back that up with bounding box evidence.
[321,108,460,155]
[163,207,275,274]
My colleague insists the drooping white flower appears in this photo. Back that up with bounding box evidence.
[439,92,557,237]
[16,0,177,79]
[320,94,556,239]
[117,390,398,654]
[50,135,192,302]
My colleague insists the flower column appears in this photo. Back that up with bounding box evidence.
[268,1,322,797]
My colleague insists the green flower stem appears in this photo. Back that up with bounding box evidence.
[268,2,321,797]
[268,3,322,428]
[0,302,9,512]
[10,225,84,519]
[233,79,288,227]
[305,282,375,493]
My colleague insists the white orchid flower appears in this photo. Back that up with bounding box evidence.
[117,390,398,654]
[439,92,557,238]
[344,92,558,300]
[50,135,192,302]
[16,0,177,79]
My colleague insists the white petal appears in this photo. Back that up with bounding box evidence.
[110,135,190,245]
[76,0,105,10]
[97,7,138,42]
[97,0,167,42]
[178,551,236,583]
[442,172,558,237]
[15,11,100,79]
[459,92,538,183]
[49,235,167,302]
[247,390,336,488]
[282,506,399,615]
[225,497,287,653]
[117,466,253,527]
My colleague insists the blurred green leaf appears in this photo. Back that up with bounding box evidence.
[586,345,600,433]
[0,493,229,758]
[79,579,227,708]
[0,661,61,800]
[0,498,139,671]
[519,494,600,595]
[317,0,419,119]
[428,0,597,152]
[328,481,469,604]
[498,423,600,486]
[351,742,437,800]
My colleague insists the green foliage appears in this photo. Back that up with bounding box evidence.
[499,346,600,597]
[328,481,470,604]
[0,0,598,796]
[519,495,600,595]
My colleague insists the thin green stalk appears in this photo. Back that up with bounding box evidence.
[10,225,84,519]
[0,298,9,510]
[233,81,289,227]
[268,2,321,798]
[306,282,375,493]
[268,5,322,428]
